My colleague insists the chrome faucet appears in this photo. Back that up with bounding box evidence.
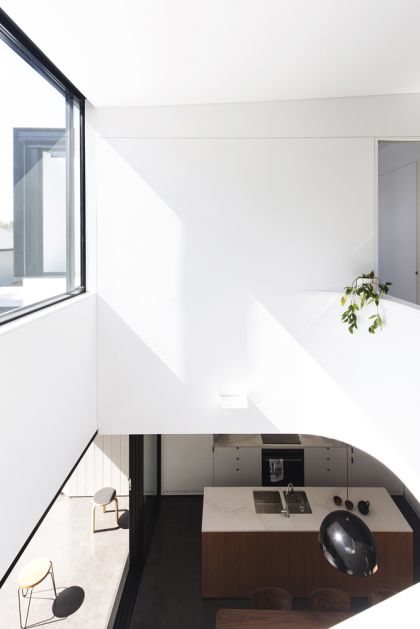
[286,482,294,496]
[281,503,290,518]
[281,483,293,518]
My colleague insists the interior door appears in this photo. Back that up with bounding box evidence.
[378,141,419,303]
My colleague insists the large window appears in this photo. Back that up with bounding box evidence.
[0,10,85,323]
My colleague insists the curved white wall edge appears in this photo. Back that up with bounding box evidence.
[333,582,420,628]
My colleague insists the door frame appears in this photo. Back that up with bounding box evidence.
[112,434,161,629]
[375,137,420,302]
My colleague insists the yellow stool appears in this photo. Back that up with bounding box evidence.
[17,558,57,628]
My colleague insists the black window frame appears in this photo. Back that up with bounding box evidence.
[0,7,86,326]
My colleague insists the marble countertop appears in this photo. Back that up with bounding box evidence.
[202,486,412,533]
[213,434,347,448]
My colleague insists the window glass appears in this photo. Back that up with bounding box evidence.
[0,32,84,321]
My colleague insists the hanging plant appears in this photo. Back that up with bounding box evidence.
[341,271,391,334]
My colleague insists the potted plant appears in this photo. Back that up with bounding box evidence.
[341,271,391,334]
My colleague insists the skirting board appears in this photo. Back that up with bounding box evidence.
[162,489,204,495]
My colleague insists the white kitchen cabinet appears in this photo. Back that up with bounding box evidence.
[304,446,403,494]
[349,448,403,494]
[161,434,214,494]
[214,447,261,486]
[304,447,347,486]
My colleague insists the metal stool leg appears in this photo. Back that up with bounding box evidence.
[18,586,33,629]
[49,562,57,598]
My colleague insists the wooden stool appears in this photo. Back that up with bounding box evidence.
[92,487,119,532]
[368,589,396,606]
[251,586,293,610]
[309,587,351,612]
[17,558,57,629]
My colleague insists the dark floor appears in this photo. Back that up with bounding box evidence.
[130,495,420,629]
[393,495,420,582]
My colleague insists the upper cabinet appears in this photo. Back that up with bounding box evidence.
[305,446,403,494]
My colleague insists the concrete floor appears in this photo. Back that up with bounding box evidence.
[0,494,128,629]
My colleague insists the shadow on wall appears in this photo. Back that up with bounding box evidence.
[95,135,420,500]
[97,298,280,436]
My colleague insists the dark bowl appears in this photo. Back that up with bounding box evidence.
[358,500,370,515]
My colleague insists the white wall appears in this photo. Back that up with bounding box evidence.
[96,134,373,432]
[63,434,129,497]
[0,294,97,581]
[95,94,420,503]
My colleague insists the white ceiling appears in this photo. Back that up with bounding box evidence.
[3,0,420,107]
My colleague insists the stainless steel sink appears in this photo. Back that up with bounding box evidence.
[253,490,283,514]
[282,490,312,514]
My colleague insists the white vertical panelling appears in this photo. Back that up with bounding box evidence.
[103,435,112,488]
[62,468,77,496]
[64,435,129,496]
[94,434,104,494]
[77,443,87,496]
[85,442,95,495]
[120,435,130,495]
[111,435,121,491]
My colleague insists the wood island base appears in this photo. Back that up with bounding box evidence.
[202,530,413,598]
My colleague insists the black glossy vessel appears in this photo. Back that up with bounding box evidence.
[319,510,378,577]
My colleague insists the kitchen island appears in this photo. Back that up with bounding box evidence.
[202,486,412,598]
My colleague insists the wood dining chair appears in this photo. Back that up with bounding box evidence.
[309,588,351,612]
[368,589,396,606]
[250,586,293,610]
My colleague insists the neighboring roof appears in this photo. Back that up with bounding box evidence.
[0,227,13,249]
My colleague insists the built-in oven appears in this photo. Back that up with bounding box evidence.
[261,448,304,486]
